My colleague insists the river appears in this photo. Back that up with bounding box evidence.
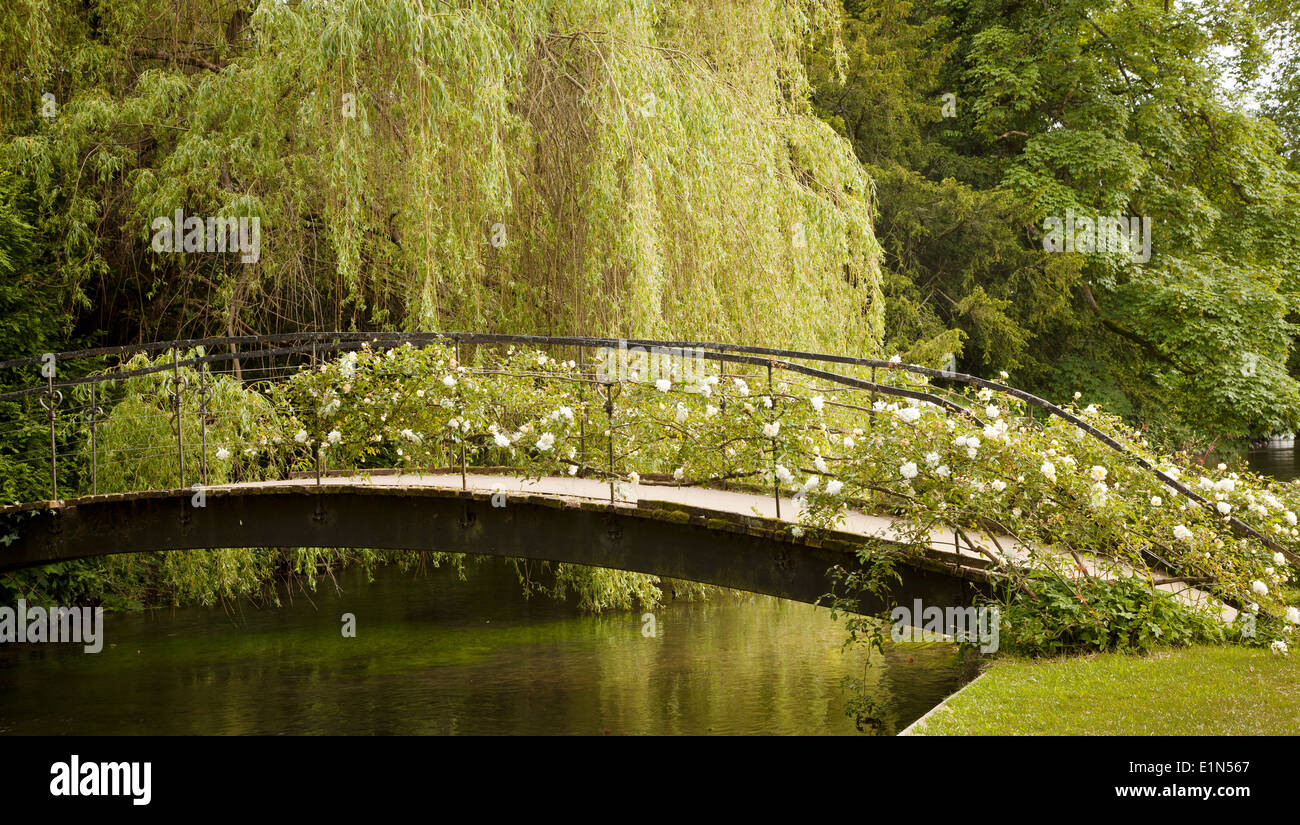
[1247,443,1300,482]
[0,560,974,735]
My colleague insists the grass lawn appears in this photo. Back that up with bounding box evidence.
[908,644,1300,735]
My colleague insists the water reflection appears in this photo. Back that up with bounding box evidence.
[1248,444,1300,482]
[0,560,972,735]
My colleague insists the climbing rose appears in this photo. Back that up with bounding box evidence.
[899,462,918,480]
[774,465,794,486]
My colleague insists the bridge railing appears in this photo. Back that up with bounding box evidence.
[0,331,1293,575]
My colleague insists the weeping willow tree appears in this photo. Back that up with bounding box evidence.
[2,0,883,352]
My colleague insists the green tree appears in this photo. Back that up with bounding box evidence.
[812,0,1300,449]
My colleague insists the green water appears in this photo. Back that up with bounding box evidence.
[1248,444,1300,482]
[0,561,972,735]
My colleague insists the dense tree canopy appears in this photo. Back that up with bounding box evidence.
[812,0,1300,449]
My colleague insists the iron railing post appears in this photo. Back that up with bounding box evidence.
[768,360,779,519]
[40,371,61,500]
[197,371,211,486]
[869,365,877,431]
[718,351,727,490]
[169,349,185,488]
[604,381,617,504]
[455,337,466,490]
[86,383,103,495]
[578,345,586,473]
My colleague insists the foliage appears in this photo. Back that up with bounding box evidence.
[0,0,882,354]
[991,570,1226,657]
[0,172,76,504]
[809,0,1300,448]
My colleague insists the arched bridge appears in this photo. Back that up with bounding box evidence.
[0,332,1287,618]
[0,472,991,613]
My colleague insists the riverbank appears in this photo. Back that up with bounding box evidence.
[904,645,1300,735]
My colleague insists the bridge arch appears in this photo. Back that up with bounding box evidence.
[0,478,987,614]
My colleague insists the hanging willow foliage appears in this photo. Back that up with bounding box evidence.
[3,0,883,353]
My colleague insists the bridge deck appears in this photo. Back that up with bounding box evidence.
[196,471,1233,622]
